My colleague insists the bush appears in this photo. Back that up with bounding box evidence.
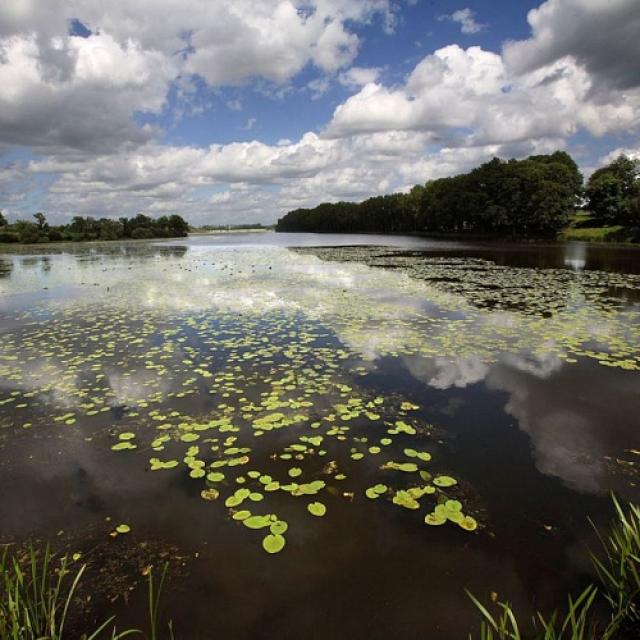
[0,230,19,243]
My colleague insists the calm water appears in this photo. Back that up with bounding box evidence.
[1,232,639,638]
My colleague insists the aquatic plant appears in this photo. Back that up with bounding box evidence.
[468,496,640,639]
[0,546,172,640]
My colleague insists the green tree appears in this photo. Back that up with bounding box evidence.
[0,211,7,227]
[33,212,48,231]
[13,220,41,244]
[586,155,640,224]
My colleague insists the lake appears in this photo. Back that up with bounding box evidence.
[1,232,639,638]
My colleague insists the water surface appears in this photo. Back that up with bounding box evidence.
[1,233,639,638]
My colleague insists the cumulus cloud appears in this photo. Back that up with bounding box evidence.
[1,0,639,224]
[326,43,640,142]
[23,128,568,225]
[0,0,394,154]
[599,145,640,166]
[0,31,172,153]
[503,0,640,92]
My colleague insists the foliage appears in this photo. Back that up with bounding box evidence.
[276,151,583,237]
[0,213,190,244]
[195,223,270,231]
[0,545,173,639]
[586,155,640,226]
[469,496,640,639]
[589,497,640,636]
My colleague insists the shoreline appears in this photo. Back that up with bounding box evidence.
[274,228,640,247]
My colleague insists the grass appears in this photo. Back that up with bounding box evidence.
[558,226,631,243]
[468,495,640,639]
[0,546,173,639]
[558,213,637,243]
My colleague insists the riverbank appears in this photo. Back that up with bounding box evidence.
[0,234,191,253]
[275,215,640,245]
[558,212,639,243]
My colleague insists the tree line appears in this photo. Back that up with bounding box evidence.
[0,213,190,244]
[276,151,640,237]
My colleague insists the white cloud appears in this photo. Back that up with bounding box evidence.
[439,8,486,35]
[307,76,332,100]
[338,66,382,88]
[503,0,640,92]
[0,0,394,153]
[326,43,640,144]
[24,129,567,225]
[599,145,640,166]
[0,31,174,152]
[1,0,639,224]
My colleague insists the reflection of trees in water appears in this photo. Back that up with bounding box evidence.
[20,256,51,273]
[19,256,52,273]
[69,243,189,268]
[0,257,13,278]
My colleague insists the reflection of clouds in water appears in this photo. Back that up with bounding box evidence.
[3,244,639,500]
[401,351,561,391]
[402,348,618,495]
[501,351,563,378]
[486,367,607,495]
[0,358,79,410]
[403,354,489,389]
[107,368,173,407]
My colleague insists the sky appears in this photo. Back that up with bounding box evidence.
[0,0,639,225]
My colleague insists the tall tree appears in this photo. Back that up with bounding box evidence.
[586,155,640,224]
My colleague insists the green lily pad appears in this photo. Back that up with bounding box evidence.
[111,441,136,451]
[433,475,457,487]
[392,490,420,510]
[425,512,446,526]
[270,520,288,535]
[243,515,272,529]
[262,533,286,554]
[307,502,327,517]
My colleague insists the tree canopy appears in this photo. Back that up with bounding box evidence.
[277,151,583,237]
[0,213,190,244]
[586,155,640,225]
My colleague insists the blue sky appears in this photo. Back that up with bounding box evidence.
[0,0,638,224]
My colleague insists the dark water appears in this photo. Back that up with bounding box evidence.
[1,233,639,639]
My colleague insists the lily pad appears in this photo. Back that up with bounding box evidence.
[307,502,327,517]
[433,475,457,487]
[262,533,286,554]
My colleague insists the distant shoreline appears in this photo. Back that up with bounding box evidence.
[0,235,188,252]
[189,228,270,235]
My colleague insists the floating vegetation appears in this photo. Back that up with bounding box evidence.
[307,502,327,517]
[7,243,639,556]
[365,484,388,499]
[262,533,286,554]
